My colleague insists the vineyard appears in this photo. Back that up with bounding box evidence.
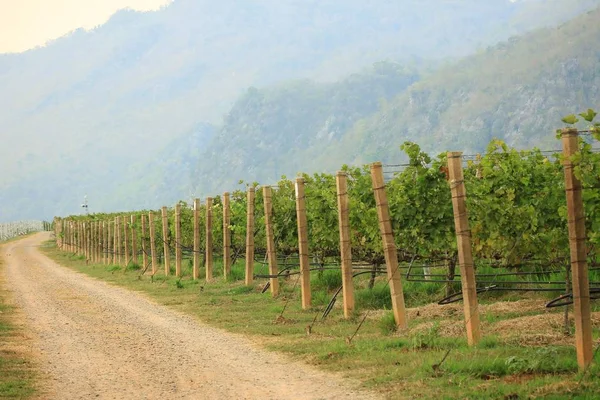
[53,122,600,372]
[0,220,50,241]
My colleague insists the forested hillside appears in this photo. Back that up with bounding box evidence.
[187,6,600,196]
[190,62,420,193]
[2,0,599,220]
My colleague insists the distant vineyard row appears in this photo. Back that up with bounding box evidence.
[0,220,51,241]
[56,138,599,270]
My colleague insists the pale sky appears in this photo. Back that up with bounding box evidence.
[0,0,172,53]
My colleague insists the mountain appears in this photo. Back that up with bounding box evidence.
[1,0,599,221]
[190,61,420,193]
[328,6,600,166]
[186,5,600,195]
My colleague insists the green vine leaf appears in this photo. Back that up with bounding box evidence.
[561,114,579,125]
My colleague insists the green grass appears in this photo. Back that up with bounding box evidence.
[42,242,600,399]
[0,247,36,398]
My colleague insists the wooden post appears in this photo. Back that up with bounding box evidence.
[123,216,130,266]
[83,221,87,258]
[89,222,93,261]
[87,222,92,261]
[57,220,62,249]
[69,222,73,253]
[84,222,88,261]
[131,215,138,266]
[81,222,85,258]
[64,221,68,252]
[75,222,78,255]
[88,222,92,260]
[371,163,408,328]
[102,221,108,265]
[295,178,311,309]
[141,215,148,272]
[149,212,158,275]
[65,221,70,252]
[447,152,481,346]
[561,128,593,369]
[99,221,103,263]
[205,198,213,281]
[107,221,113,265]
[59,220,64,249]
[223,192,232,280]
[161,207,170,276]
[89,222,94,261]
[68,221,71,252]
[95,221,100,263]
[245,188,256,286]
[77,222,81,256]
[175,203,182,277]
[114,217,119,265]
[193,199,200,280]
[336,172,354,318]
[263,187,279,296]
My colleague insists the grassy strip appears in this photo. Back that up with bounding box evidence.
[0,246,36,399]
[43,242,600,399]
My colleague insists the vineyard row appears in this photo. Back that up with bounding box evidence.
[53,128,598,369]
[0,220,51,241]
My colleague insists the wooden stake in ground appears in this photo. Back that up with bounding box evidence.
[108,221,113,265]
[447,152,481,346]
[149,212,158,275]
[561,128,593,369]
[73,222,77,254]
[193,198,201,280]
[83,222,88,261]
[76,222,80,255]
[175,203,182,277]
[263,186,279,297]
[87,222,92,262]
[89,222,94,262]
[81,222,85,259]
[370,163,408,329]
[97,221,102,263]
[245,188,256,286]
[91,222,96,262]
[223,192,232,280]
[141,215,148,271]
[114,217,119,265]
[96,221,100,263]
[123,217,130,267]
[205,197,213,281]
[295,178,311,309]
[336,172,354,318]
[65,221,70,252]
[131,215,138,266]
[161,207,170,275]
[74,221,78,254]
[101,221,106,264]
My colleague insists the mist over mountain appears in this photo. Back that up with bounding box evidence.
[1,0,599,221]
[187,6,600,196]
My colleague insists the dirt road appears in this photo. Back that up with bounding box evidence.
[1,233,379,400]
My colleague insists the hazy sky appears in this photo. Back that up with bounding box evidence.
[0,0,172,53]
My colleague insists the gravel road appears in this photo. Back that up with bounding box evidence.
[1,233,380,400]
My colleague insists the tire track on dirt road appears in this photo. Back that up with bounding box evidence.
[1,233,380,400]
